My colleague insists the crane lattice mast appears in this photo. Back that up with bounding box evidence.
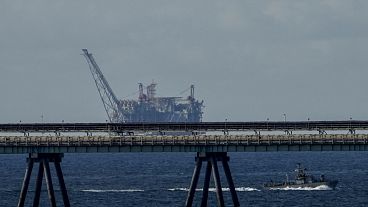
[82,49,124,123]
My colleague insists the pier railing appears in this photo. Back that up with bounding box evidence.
[1,134,367,147]
[2,121,368,133]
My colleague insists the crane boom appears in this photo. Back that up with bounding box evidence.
[82,49,124,122]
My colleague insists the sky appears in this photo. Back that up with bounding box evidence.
[1,0,368,123]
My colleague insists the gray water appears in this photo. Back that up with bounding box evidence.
[0,152,367,206]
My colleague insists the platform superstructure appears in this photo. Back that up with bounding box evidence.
[82,49,204,123]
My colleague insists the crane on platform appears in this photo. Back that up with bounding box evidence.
[82,49,125,123]
[82,49,204,123]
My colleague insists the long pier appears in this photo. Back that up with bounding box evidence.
[1,120,368,133]
[1,122,368,207]
[0,134,367,154]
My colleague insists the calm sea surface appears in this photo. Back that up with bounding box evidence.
[0,152,367,206]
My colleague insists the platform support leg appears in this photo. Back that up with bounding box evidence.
[33,161,44,207]
[211,156,225,207]
[17,159,34,207]
[44,160,57,207]
[185,158,202,207]
[223,159,240,207]
[186,152,239,207]
[200,161,212,207]
[55,162,71,207]
[17,153,70,207]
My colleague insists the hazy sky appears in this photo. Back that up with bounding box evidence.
[1,0,368,123]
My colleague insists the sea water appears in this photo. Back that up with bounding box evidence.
[0,152,367,206]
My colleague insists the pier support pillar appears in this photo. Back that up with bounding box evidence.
[17,153,70,207]
[185,152,240,207]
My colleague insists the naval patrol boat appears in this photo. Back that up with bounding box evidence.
[264,163,338,190]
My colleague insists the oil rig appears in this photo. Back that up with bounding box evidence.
[82,49,204,123]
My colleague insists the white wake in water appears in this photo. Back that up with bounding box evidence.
[269,185,332,191]
[234,187,261,192]
[82,189,144,193]
[82,185,331,193]
[168,187,260,192]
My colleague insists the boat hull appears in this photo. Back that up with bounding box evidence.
[264,180,338,190]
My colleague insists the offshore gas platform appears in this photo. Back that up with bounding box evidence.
[82,49,204,123]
